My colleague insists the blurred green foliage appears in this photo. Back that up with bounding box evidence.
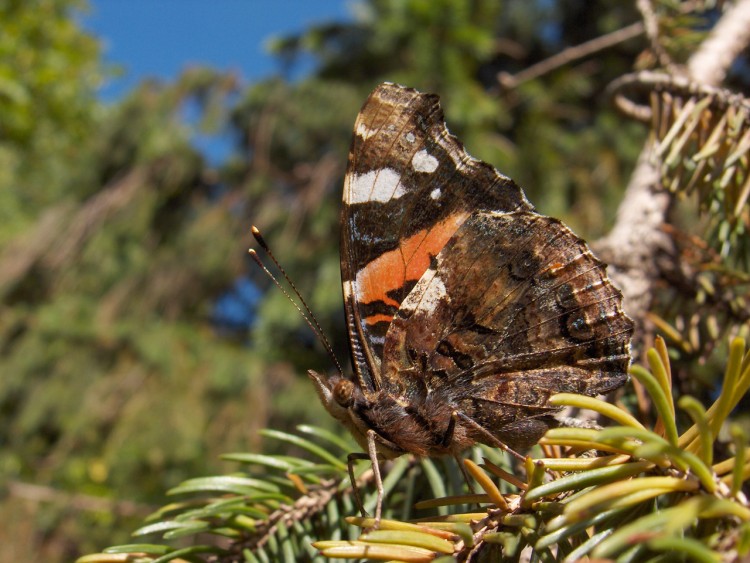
[3,0,744,561]
[0,0,100,236]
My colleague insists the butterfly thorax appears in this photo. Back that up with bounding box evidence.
[308,370,475,458]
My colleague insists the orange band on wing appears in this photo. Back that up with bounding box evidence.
[354,211,470,309]
[364,313,395,327]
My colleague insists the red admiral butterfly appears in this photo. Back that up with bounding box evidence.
[306,83,633,521]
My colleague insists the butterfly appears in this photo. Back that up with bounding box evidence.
[305,83,634,522]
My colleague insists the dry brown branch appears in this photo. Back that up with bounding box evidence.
[43,167,148,271]
[497,21,644,89]
[0,167,149,300]
[637,0,677,71]
[609,69,750,122]
[224,479,340,561]
[0,205,72,298]
[8,480,151,518]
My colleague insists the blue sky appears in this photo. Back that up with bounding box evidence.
[83,1,354,100]
[81,2,356,329]
[82,1,355,163]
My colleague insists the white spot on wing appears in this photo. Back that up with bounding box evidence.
[430,188,441,200]
[349,168,406,203]
[400,268,447,315]
[342,279,354,299]
[355,121,377,140]
[405,131,416,143]
[411,150,439,173]
[418,271,447,314]
[435,132,467,169]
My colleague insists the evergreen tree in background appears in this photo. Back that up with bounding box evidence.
[1,0,749,560]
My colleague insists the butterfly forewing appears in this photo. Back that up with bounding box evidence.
[341,84,532,391]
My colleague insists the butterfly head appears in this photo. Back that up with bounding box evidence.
[308,369,348,416]
[307,369,413,459]
[306,370,370,448]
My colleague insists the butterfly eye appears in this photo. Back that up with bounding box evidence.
[333,379,356,408]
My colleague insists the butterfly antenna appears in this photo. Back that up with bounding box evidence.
[249,227,344,376]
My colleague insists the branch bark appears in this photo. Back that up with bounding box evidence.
[594,0,750,352]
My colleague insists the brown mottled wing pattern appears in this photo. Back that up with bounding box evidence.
[341,83,532,391]
[380,211,634,446]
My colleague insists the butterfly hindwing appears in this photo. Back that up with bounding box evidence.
[380,211,633,428]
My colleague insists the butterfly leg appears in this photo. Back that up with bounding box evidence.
[346,431,384,528]
[367,429,384,529]
[455,411,527,462]
[443,411,476,494]
[452,453,477,495]
[347,451,370,518]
